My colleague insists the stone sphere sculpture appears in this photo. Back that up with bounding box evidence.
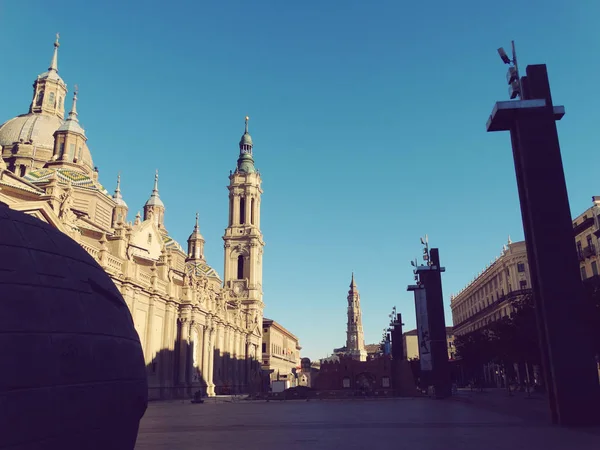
[0,204,148,449]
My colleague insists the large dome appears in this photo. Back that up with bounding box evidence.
[0,113,64,150]
[0,113,94,169]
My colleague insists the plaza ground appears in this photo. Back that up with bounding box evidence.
[135,390,600,450]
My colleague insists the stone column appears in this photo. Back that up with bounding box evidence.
[145,296,155,364]
[207,327,216,396]
[196,323,205,384]
[232,194,240,225]
[201,324,209,391]
[178,318,189,385]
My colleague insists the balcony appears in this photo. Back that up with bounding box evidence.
[583,244,597,259]
[452,289,533,331]
[578,250,586,262]
[574,216,595,236]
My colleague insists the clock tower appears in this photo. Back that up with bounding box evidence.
[222,117,265,365]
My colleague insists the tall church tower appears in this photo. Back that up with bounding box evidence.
[346,273,367,361]
[222,117,265,358]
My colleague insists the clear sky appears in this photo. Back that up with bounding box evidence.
[2,0,599,360]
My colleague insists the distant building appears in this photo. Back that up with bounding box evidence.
[450,238,531,336]
[403,327,455,360]
[365,343,382,358]
[573,197,600,280]
[346,273,368,361]
[261,318,301,385]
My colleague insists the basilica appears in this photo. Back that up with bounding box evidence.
[0,36,265,399]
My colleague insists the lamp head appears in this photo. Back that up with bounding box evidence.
[498,47,511,64]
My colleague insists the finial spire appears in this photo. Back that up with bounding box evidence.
[245,116,249,133]
[49,33,60,72]
[66,86,79,121]
[144,169,165,208]
[194,212,199,231]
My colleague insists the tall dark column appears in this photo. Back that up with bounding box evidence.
[391,313,404,360]
[487,64,600,426]
[418,249,451,399]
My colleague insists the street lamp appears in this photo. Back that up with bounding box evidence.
[497,41,522,99]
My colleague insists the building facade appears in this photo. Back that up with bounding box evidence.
[261,318,301,385]
[573,196,600,280]
[450,239,531,336]
[403,327,455,360]
[0,37,265,399]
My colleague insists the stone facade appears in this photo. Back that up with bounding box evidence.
[573,196,600,280]
[450,239,532,336]
[260,318,301,384]
[0,37,265,399]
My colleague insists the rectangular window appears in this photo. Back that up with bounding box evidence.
[517,263,525,273]
[382,377,390,388]
[593,261,598,276]
[262,343,266,353]
[519,280,527,289]
[581,266,588,280]
[68,143,75,161]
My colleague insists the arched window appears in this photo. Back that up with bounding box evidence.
[250,198,255,225]
[36,90,44,106]
[48,92,55,107]
[229,199,233,226]
[239,197,246,224]
[237,255,244,279]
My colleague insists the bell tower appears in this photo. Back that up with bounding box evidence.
[346,273,367,361]
[222,116,264,338]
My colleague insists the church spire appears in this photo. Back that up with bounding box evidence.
[56,88,85,135]
[49,33,60,72]
[144,170,165,229]
[236,116,256,174]
[145,170,164,207]
[113,173,127,207]
[112,173,128,227]
[186,212,205,262]
[30,34,67,118]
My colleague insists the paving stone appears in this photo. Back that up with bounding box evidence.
[135,398,600,450]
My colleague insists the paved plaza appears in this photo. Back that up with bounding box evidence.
[136,392,600,450]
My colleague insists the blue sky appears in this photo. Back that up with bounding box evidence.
[1,1,599,360]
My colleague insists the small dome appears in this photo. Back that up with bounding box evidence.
[36,70,65,84]
[144,195,164,208]
[237,153,256,174]
[0,114,64,151]
[239,132,253,147]
[114,196,127,208]
[56,117,85,136]
[0,205,147,448]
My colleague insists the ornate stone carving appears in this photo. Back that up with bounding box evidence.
[58,184,77,227]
